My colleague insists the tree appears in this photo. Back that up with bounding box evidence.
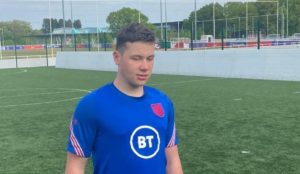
[284,0,300,35]
[106,7,155,37]
[185,3,225,39]
[65,19,72,28]
[42,18,51,33]
[42,18,81,33]
[0,20,35,44]
[58,19,64,28]
[224,2,258,38]
[51,19,59,30]
[73,19,82,29]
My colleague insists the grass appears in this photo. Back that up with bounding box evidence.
[1,67,300,173]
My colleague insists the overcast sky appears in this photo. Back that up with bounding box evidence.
[0,0,230,29]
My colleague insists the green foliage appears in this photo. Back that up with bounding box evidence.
[285,0,300,35]
[0,20,35,45]
[106,7,155,37]
[42,18,82,34]
[184,0,300,38]
[73,19,82,29]
[186,3,225,38]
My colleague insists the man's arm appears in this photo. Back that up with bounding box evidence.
[65,152,88,174]
[165,145,183,174]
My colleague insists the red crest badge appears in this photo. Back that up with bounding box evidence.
[151,103,165,118]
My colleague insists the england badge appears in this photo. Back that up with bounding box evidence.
[151,103,165,118]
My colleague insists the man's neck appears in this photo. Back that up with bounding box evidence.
[113,79,144,97]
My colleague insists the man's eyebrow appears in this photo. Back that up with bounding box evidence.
[131,55,143,58]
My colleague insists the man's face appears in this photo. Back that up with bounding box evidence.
[114,41,155,89]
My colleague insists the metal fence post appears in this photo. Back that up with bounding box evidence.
[13,38,18,68]
[60,35,63,51]
[164,26,167,51]
[257,20,261,50]
[45,38,49,67]
[88,34,91,51]
[190,23,194,51]
[221,24,224,50]
[74,34,77,52]
[104,32,107,51]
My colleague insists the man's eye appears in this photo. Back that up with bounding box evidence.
[147,57,154,61]
[131,57,141,60]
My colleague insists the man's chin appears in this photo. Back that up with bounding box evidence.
[132,81,147,87]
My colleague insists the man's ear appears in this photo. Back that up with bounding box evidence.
[113,50,120,65]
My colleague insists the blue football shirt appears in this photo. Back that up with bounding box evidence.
[67,82,178,174]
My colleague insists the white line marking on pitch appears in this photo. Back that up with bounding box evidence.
[16,69,28,74]
[0,69,28,75]
[0,90,88,99]
[241,150,250,154]
[0,88,91,108]
[0,97,82,108]
[293,91,300,94]
[0,88,90,92]
[233,98,243,101]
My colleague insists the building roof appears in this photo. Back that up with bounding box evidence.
[52,27,110,35]
[52,27,80,35]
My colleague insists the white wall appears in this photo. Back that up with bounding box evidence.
[56,48,300,81]
[56,52,116,72]
[0,58,55,69]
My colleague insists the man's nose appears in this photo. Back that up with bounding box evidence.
[140,59,150,70]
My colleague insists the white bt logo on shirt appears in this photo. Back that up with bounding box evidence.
[130,125,160,159]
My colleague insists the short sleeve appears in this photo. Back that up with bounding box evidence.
[67,94,97,158]
[165,100,179,148]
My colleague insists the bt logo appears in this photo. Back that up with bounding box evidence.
[137,135,154,149]
[130,125,160,159]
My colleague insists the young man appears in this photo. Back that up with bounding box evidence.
[65,22,183,174]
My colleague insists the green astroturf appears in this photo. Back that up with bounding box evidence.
[1,67,300,174]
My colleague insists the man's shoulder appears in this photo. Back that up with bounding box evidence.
[78,82,113,105]
[145,85,171,101]
[145,85,163,95]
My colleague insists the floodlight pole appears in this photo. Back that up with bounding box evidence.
[213,0,216,46]
[160,0,163,40]
[238,17,241,39]
[0,28,4,47]
[177,20,180,42]
[0,29,2,60]
[165,0,167,33]
[71,0,73,26]
[246,0,248,44]
[202,21,205,35]
[267,15,269,36]
[286,0,289,37]
[62,0,66,46]
[138,0,141,23]
[281,6,284,37]
[224,1,228,39]
[0,28,4,59]
[48,0,53,58]
[276,1,279,40]
[194,0,197,40]
[252,16,254,36]
[164,0,167,51]
[96,0,100,51]
[71,0,75,47]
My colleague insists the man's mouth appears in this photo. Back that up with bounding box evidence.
[137,74,148,80]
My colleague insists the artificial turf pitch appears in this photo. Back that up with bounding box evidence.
[1,67,300,173]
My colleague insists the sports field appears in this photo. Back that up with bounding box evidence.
[1,67,300,173]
